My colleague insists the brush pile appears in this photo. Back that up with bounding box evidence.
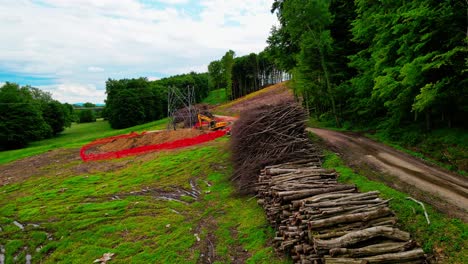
[230,103,319,194]
[256,160,426,264]
[231,101,425,262]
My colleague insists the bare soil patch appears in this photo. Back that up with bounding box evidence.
[216,82,294,116]
[0,148,164,187]
[86,129,205,155]
[0,148,80,186]
[308,127,468,221]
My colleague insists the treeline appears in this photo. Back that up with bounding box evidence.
[0,82,74,149]
[104,72,209,129]
[0,72,210,148]
[268,0,467,132]
[208,50,288,100]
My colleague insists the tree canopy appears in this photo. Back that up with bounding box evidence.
[0,82,73,149]
[208,49,287,100]
[267,0,467,131]
[104,72,210,129]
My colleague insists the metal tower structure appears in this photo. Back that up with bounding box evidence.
[166,85,196,130]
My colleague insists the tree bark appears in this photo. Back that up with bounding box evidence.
[308,207,392,229]
[324,248,425,263]
[329,241,416,257]
[314,226,410,250]
[279,185,356,201]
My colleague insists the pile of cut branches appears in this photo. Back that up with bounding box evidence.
[230,102,319,194]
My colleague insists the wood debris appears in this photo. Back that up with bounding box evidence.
[256,160,426,263]
[93,253,114,264]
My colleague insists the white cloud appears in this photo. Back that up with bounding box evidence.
[147,76,160,81]
[156,0,190,4]
[0,82,5,88]
[39,83,106,104]
[0,0,277,103]
[88,66,105,73]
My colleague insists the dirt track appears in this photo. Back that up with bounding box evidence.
[308,127,468,221]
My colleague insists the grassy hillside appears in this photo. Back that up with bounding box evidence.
[0,137,289,264]
[202,88,228,105]
[0,119,168,165]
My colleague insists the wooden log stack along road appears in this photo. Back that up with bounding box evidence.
[256,159,426,264]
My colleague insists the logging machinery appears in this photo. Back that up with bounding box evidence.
[197,114,228,130]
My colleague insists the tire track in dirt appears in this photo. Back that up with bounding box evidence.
[307,127,468,221]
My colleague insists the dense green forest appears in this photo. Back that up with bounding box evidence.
[0,83,74,149]
[104,72,210,129]
[266,0,467,134]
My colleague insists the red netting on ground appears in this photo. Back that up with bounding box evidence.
[80,128,229,162]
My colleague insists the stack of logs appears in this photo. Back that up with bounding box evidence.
[256,159,426,264]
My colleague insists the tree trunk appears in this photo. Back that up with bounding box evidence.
[314,226,410,250]
[308,207,392,229]
[325,248,425,263]
[329,241,416,257]
[319,46,340,128]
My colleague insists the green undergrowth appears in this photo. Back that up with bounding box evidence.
[0,118,168,165]
[202,88,228,105]
[368,128,467,176]
[0,140,288,263]
[322,151,467,263]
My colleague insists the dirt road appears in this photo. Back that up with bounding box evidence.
[307,127,468,221]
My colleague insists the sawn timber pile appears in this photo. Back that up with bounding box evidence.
[256,160,426,263]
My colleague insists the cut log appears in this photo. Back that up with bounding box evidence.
[304,199,386,209]
[314,226,411,250]
[308,207,392,229]
[329,241,416,257]
[281,185,356,201]
[256,158,425,264]
[334,191,380,202]
[324,248,425,263]
[266,167,332,175]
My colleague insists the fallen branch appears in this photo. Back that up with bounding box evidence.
[406,197,430,225]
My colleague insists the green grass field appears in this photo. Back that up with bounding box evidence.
[202,88,228,105]
[0,119,168,165]
[0,137,289,264]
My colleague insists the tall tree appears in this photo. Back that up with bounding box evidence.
[221,50,235,100]
[42,100,68,135]
[0,83,51,149]
[208,60,224,90]
[271,0,342,126]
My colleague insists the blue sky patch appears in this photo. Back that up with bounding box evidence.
[0,71,56,87]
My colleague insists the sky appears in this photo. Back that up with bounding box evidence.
[0,0,277,103]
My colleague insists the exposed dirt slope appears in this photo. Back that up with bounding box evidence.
[86,129,204,154]
[215,82,293,115]
[308,127,468,221]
